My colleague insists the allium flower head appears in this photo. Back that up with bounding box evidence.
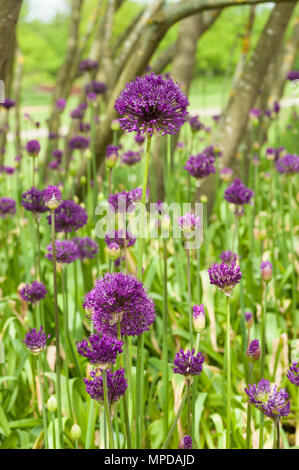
[275,154,299,175]
[77,333,123,368]
[23,326,50,355]
[115,72,189,136]
[246,339,261,362]
[244,311,253,328]
[105,229,136,248]
[193,304,205,332]
[70,108,84,120]
[173,349,205,378]
[79,59,98,72]
[260,261,272,283]
[105,145,119,168]
[1,98,16,110]
[0,197,16,218]
[219,167,233,182]
[85,81,106,95]
[20,281,47,304]
[84,272,156,337]
[245,379,290,420]
[135,133,145,145]
[105,242,121,261]
[26,140,41,157]
[286,70,299,81]
[177,213,201,234]
[21,187,49,214]
[121,150,142,166]
[71,237,98,260]
[179,435,192,449]
[286,361,299,386]
[45,240,80,264]
[224,178,254,216]
[84,368,127,404]
[266,146,285,162]
[184,153,215,181]
[69,136,90,150]
[47,200,88,233]
[56,98,66,111]
[43,185,62,210]
[188,115,204,133]
[208,262,242,296]
[219,250,237,264]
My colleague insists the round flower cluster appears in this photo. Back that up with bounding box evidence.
[275,154,299,174]
[45,240,80,264]
[105,229,136,248]
[224,178,254,206]
[184,153,215,181]
[69,136,90,150]
[0,197,16,218]
[26,140,41,157]
[77,334,123,368]
[43,185,62,210]
[219,250,237,264]
[245,379,290,420]
[85,81,106,95]
[188,115,204,132]
[121,150,142,166]
[71,237,98,260]
[246,339,261,362]
[177,213,201,233]
[21,187,49,214]
[79,59,98,72]
[115,73,189,136]
[208,261,242,296]
[286,361,299,386]
[23,326,50,355]
[84,368,128,404]
[83,272,156,337]
[19,281,47,304]
[173,349,205,377]
[47,200,88,233]
[108,187,145,213]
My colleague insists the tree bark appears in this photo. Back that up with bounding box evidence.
[0,0,22,86]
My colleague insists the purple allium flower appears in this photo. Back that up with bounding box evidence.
[173,349,205,377]
[275,154,299,175]
[246,339,261,362]
[134,133,145,145]
[273,101,280,114]
[177,213,201,233]
[45,239,80,264]
[286,70,299,81]
[0,165,15,175]
[224,178,254,216]
[176,141,185,151]
[105,242,121,261]
[79,122,91,133]
[1,98,16,110]
[84,368,127,404]
[26,140,41,157]
[212,114,221,123]
[179,435,192,449]
[23,326,50,355]
[20,281,47,304]
[48,132,59,140]
[115,72,189,136]
[188,115,204,132]
[286,361,299,386]
[21,187,49,214]
[69,135,90,150]
[219,167,233,182]
[193,304,205,332]
[86,92,97,104]
[244,311,253,328]
[250,108,262,119]
[79,58,98,72]
[121,150,142,166]
[260,261,272,283]
[219,250,237,264]
[43,185,62,210]
[71,236,98,260]
[77,333,123,368]
[56,98,66,111]
[108,187,145,213]
[85,81,106,95]
[105,229,136,248]
[184,153,215,181]
[244,379,290,420]
[47,200,88,233]
[52,149,63,162]
[0,197,16,218]
[208,262,242,296]
[70,108,84,120]
[105,144,119,168]
[266,146,285,162]
[84,272,156,337]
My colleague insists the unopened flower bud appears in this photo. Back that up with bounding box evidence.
[105,242,121,261]
[80,176,87,185]
[193,304,205,332]
[47,395,57,413]
[71,423,82,441]
[179,435,192,449]
[260,261,272,282]
[246,339,261,362]
[244,311,253,329]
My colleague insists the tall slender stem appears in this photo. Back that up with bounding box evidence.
[162,238,169,438]
[259,282,268,449]
[117,322,131,448]
[276,417,280,449]
[162,387,188,449]
[246,362,253,449]
[102,369,114,449]
[187,378,192,437]
[37,356,49,449]
[226,295,231,449]
[187,249,193,349]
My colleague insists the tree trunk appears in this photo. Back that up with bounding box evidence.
[0,0,22,85]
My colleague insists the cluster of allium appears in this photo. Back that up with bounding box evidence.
[48,132,59,140]
[56,98,66,111]
[21,187,48,214]
[246,339,261,362]
[71,236,98,260]
[108,187,145,213]
[219,250,237,264]
[173,349,205,377]
[202,145,222,159]
[26,140,41,157]
[275,154,299,174]
[105,229,136,248]
[77,334,123,368]
[0,197,16,218]
[49,149,63,170]
[0,165,15,175]
[266,146,285,161]
[79,59,98,72]
[69,136,90,150]
[85,81,106,95]
[47,200,88,233]
[135,133,145,145]
[184,153,215,180]
[287,361,299,386]
[20,281,47,304]
[177,213,201,233]
[45,240,80,264]
[43,185,62,210]
[70,107,85,120]
[84,368,127,404]
[188,115,204,132]
[79,122,91,133]
[1,98,16,110]
[179,435,192,449]
[224,178,254,215]
[114,72,189,136]
[286,70,299,81]
[23,326,50,355]
[245,379,290,420]
[121,150,142,166]
[208,262,242,296]
[84,272,156,337]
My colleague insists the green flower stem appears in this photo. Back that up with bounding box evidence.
[51,211,63,449]
[259,282,268,449]
[108,167,112,196]
[117,322,132,449]
[85,398,95,449]
[162,387,188,449]
[51,413,56,449]
[275,417,280,449]
[187,378,192,437]
[37,356,49,449]
[90,106,97,217]
[288,181,297,338]
[187,249,193,349]
[162,238,169,438]
[61,267,73,417]
[226,295,231,449]
[102,369,114,449]
[246,362,254,449]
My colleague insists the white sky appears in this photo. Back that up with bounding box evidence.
[26,0,69,21]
